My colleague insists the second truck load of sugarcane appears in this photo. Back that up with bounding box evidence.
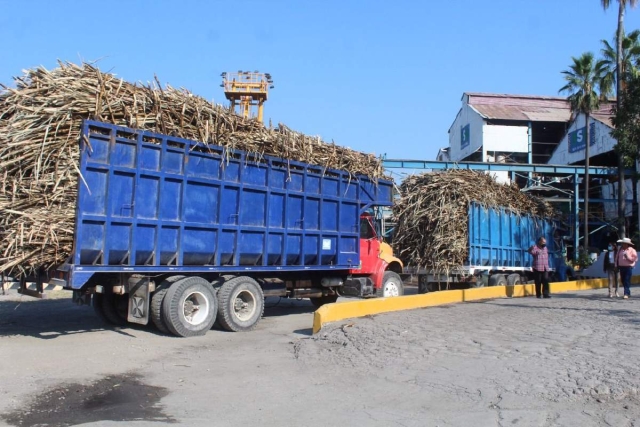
[392,170,562,289]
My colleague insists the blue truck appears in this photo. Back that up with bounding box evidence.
[408,202,560,292]
[46,121,404,336]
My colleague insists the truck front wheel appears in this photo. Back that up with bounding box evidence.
[376,271,404,297]
[161,277,218,337]
[216,276,265,332]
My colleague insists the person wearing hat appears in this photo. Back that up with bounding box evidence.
[528,236,551,298]
[615,238,638,299]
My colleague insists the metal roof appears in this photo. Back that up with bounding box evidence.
[466,93,571,122]
[592,105,615,127]
[465,92,616,127]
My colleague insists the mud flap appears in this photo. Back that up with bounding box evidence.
[127,277,151,325]
[72,290,91,306]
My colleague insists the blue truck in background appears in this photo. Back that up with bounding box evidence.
[49,121,404,337]
[410,202,560,293]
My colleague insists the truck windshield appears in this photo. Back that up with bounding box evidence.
[360,217,376,239]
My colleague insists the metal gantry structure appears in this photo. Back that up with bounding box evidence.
[221,71,274,122]
[382,159,637,256]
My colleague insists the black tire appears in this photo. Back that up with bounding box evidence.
[470,280,486,288]
[488,274,508,287]
[93,292,127,326]
[376,271,404,297]
[161,276,217,337]
[211,275,235,293]
[429,282,444,292]
[92,293,111,325]
[151,275,186,334]
[309,295,338,308]
[506,273,521,286]
[417,275,429,294]
[216,276,265,332]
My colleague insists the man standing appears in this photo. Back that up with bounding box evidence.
[616,238,638,299]
[528,237,551,299]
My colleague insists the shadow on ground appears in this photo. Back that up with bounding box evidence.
[0,296,130,339]
[0,293,319,339]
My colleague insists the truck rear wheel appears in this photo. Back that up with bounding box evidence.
[418,275,429,294]
[376,271,404,297]
[216,276,264,332]
[150,275,185,334]
[506,273,521,286]
[489,274,508,287]
[161,277,217,337]
[309,295,338,308]
[93,292,127,327]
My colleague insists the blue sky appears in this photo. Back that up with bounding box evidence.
[1,0,639,162]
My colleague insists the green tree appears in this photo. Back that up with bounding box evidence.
[601,0,639,238]
[613,74,640,162]
[600,29,640,94]
[560,52,608,250]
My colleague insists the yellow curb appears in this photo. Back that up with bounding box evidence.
[312,275,640,334]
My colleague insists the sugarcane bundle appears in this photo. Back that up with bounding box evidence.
[0,61,384,277]
[392,170,558,272]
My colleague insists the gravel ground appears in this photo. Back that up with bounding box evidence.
[1,288,640,426]
[296,291,640,426]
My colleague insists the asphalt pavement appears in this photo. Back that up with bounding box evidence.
[1,287,639,426]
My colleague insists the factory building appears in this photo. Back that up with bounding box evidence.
[443,92,631,249]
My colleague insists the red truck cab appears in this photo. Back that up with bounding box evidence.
[344,213,404,297]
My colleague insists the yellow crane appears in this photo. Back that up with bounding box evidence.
[221,71,274,123]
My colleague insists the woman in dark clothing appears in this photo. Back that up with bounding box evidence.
[603,240,619,298]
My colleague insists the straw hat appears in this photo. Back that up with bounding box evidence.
[617,238,635,246]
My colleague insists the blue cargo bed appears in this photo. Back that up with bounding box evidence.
[62,121,392,289]
[467,202,558,270]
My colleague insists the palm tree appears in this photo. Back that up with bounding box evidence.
[600,29,640,94]
[601,0,638,239]
[560,52,608,250]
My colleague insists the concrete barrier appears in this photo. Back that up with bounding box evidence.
[312,275,640,334]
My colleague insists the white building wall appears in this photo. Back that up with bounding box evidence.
[448,103,485,161]
[449,104,529,185]
[483,125,529,185]
[548,114,616,164]
[483,125,529,154]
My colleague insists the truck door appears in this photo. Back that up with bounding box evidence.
[358,215,381,274]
